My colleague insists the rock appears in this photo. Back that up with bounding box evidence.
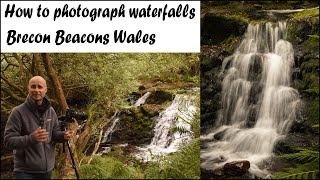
[273,133,314,155]
[201,14,248,46]
[223,160,250,176]
[214,130,226,140]
[145,90,174,104]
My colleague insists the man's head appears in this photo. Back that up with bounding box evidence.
[28,76,47,105]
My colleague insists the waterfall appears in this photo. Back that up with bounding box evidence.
[101,92,152,144]
[136,93,197,162]
[134,92,151,106]
[201,21,300,177]
[101,111,121,143]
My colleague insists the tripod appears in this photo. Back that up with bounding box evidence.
[60,121,80,179]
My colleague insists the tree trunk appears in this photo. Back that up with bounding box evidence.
[41,53,78,179]
[32,53,44,77]
[41,53,68,111]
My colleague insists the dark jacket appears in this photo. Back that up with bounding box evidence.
[4,95,65,173]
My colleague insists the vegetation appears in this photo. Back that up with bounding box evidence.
[273,147,319,179]
[290,7,319,20]
[144,139,200,179]
[1,53,199,179]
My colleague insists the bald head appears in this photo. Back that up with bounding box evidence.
[28,76,47,105]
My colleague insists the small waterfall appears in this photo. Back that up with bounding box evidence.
[101,92,151,144]
[101,111,121,143]
[134,92,151,106]
[136,93,197,162]
[201,21,300,177]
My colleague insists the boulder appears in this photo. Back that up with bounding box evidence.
[223,160,250,176]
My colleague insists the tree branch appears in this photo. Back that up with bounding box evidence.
[87,128,104,164]
[1,86,25,103]
[1,73,27,97]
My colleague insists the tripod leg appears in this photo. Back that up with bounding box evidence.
[66,141,80,179]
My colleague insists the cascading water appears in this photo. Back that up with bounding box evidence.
[201,21,301,177]
[134,92,151,107]
[136,93,197,162]
[98,92,152,155]
[101,92,152,144]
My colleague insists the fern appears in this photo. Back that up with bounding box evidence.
[273,148,320,179]
[278,148,319,163]
[144,138,200,179]
[279,170,319,179]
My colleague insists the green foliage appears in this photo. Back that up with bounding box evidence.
[301,60,319,91]
[308,97,319,126]
[144,138,200,179]
[276,170,319,179]
[53,53,199,109]
[273,148,320,179]
[79,156,143,179]
[278,148,319,163]
[311,124,319,134]
[170,90,200,139]
[303,88,319,95]
[303,34,320,52]
[117,107,156,144]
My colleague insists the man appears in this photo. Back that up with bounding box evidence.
[4,76,74,179]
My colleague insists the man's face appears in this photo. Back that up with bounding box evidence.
[28,76,47,104]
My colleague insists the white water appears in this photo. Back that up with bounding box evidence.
[101,111,121,143]
[99,92,152,155]
[201,21,300,178]
[134,92,151,106]
[136,94,197,162]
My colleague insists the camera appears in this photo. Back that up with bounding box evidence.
[58,108,88,123]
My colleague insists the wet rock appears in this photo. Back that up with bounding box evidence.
[201,168,217,179]
[290,104,312,133]
[214,130,227,140]
[273,133,315,155]
[223,160,250,176]
[246,106,257,128]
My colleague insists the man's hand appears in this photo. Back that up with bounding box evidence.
[64,130,74,141]
[34,127,49,142]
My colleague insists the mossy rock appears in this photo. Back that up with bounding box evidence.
[145,90,174,104]
[307,97,319,126]
[302,35,319,53]
[300,59,319,91]
[287,16,319,45]
[110,108,156,145]
[201,14,248,45]
[140,104,160,117]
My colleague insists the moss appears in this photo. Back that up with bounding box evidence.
[201,14,248,45]
[146,90,174,104]
[302,35,320,52]
[287,16,319,45]
[301,60,319,73]
[117,107,156,144]
[301,59,319,91]
[225,15,249,23]
[308,97,320,126]
[290,8,319,20]
[140,104,159,117]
